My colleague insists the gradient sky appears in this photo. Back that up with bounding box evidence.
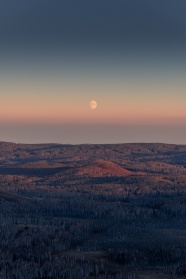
[0,0,186,144]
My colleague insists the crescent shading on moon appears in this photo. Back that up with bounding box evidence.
[90,100,97,109]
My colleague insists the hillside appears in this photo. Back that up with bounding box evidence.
[0,142,185,279]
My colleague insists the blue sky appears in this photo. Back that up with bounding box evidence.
[0,0,186,144]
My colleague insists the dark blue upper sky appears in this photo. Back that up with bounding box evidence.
[0,0,186,49]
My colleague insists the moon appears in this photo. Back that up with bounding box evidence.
[90,100,97,110]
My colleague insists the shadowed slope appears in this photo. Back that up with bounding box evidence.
[0,190,30,201]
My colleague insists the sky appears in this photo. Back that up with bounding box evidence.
[0,0,186,144]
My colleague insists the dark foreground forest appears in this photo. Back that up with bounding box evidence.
[0,142,186,279]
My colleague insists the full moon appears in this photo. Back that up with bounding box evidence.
[90,100,97,110]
